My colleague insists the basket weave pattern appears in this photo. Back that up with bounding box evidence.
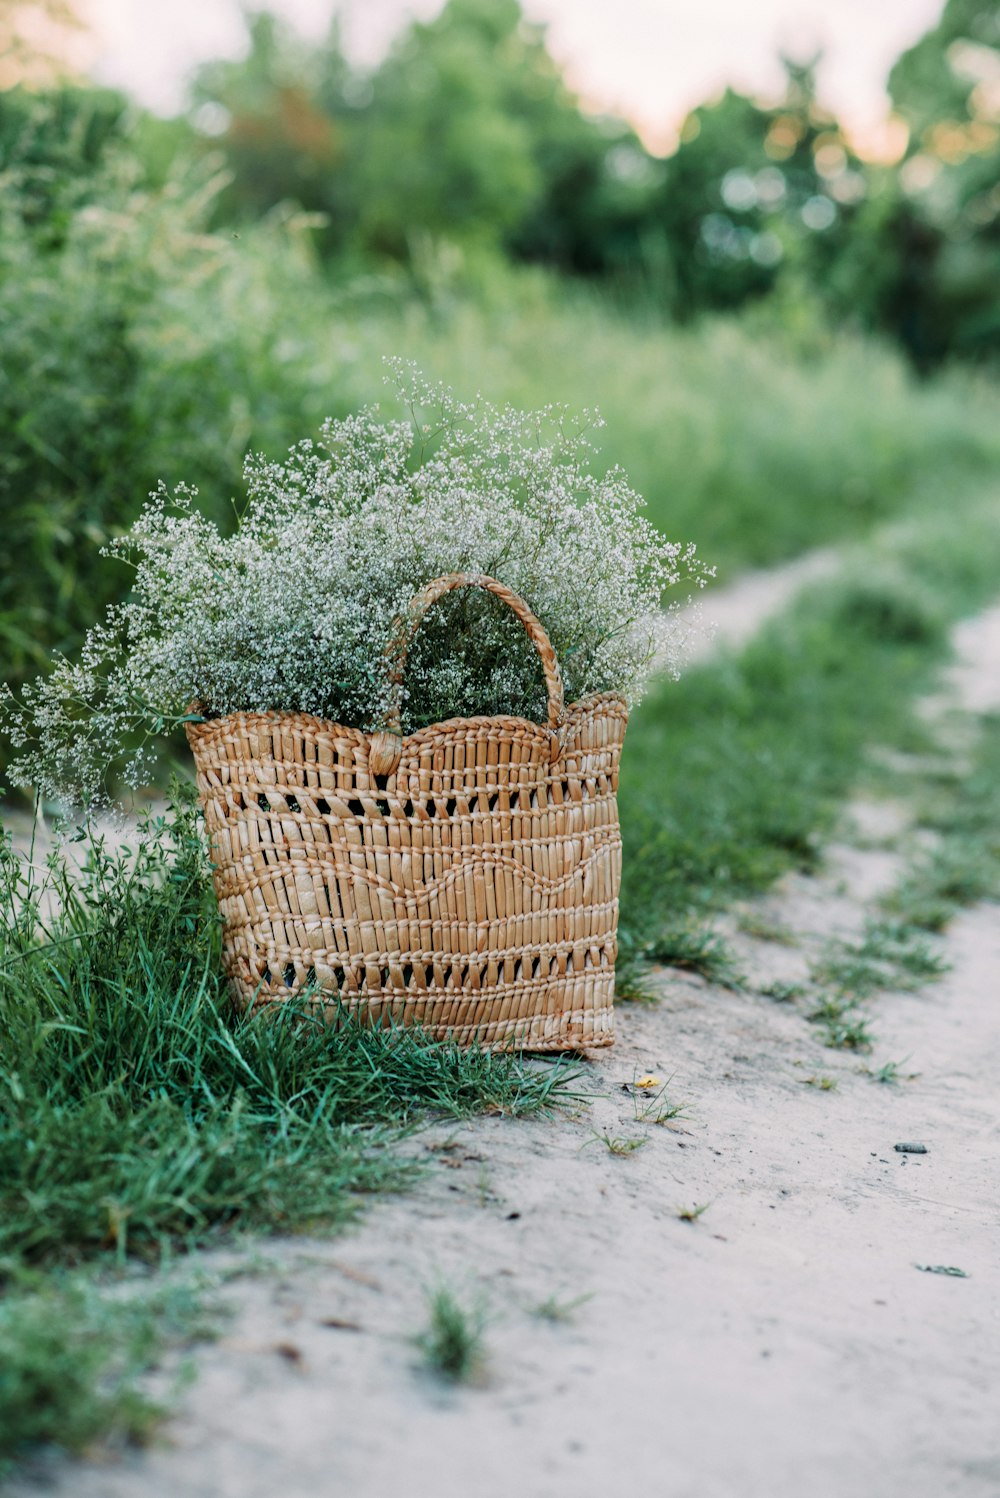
[186,575,627,1051]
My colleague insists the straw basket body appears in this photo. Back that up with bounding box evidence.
[186,574,627,1051]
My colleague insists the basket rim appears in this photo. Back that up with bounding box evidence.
[184,690,628,751]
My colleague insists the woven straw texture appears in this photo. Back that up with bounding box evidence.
[186,574,627,1051]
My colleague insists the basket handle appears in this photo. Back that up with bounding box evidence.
[368,573,564,777]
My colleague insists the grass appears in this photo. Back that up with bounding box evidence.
[801,712,1000,1058]
[0,791,580,1466]
[886,867,973,933]
[914,721,1000,859]
[888,845,998,930]
[759,980,808,1003]
[676,1202,713,1223]
[4,476,998,1476]
[809,996,875,1053]
[531,1292,593,1324]
[587,1132,648,1156]
[886,727,1000,930]
[375,281,1000,575]
[0,794,580,1267]
[865,1059,914,1086]
[0,1269,214,1477]
[736,912,797,945]
[812,919,949,1000]
[813,912,950,1050]
[630,1082,687,1126]
[614,941,661,1004]
[412,1286,488,1384]
[618,501,1000,957]
[642,923,746,989]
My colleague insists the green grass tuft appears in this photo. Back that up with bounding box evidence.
[530,1291,593,1323]
[0,1268,216,1476]
[676,1202,712,1223]
[412,1286,488,1384]
[801,1074,838,1091]
[0,793,580,1268]
[587,1131,649,1156]
[889,845,999,931]
[813,918,949,1000]
[866,1059,912,1086]
[630,1080,687,1125]
[613,943,661,1004]
[809,996,874,1052]
[644,923,746,989]
[758,979,808,1003]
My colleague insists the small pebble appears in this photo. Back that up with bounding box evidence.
[894,1142,928,1154]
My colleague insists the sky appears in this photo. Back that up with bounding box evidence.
[79,0,945,155]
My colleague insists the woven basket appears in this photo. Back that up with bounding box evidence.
[186,573,627,1051]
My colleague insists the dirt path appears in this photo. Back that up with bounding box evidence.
[9,566,1000,1498]
[679,544,840,664]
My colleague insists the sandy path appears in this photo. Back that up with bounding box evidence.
[8,563,1000,1498]
[22,821,999,1497]
[680,544,840,664]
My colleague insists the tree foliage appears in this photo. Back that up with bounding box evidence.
[650,62,868,316]
[881,0,1000,361]
[191,0,656,273]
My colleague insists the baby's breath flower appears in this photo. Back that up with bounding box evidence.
[2,364,710,807]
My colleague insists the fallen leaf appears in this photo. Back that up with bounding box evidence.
[328,1260,382,1291]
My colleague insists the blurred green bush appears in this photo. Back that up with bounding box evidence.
[0,87,351,697]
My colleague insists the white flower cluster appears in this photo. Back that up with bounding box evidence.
[3,364,709,806]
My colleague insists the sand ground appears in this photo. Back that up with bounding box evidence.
[8,579,1000,1498]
